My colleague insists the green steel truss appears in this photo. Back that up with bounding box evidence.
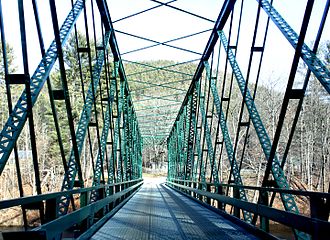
[204,61,253,222]
[0,0,329,238]
[90,62,142,203]
[218,29,301,217]
[167,71,252,221]
[0,0,85,174]
[0,0,142,222]
[59,31,112,214]
[167,0,329,238]
[90,65,118,203]
[258,0,330,94]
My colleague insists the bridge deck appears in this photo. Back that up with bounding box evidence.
[91,178,259,240]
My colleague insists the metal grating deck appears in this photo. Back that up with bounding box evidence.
[91,178,259,240]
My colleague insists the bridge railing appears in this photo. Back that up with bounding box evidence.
[167,179,329,239]
[1,178,143,239]
[167,0,330,239]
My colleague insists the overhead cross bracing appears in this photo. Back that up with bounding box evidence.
[107,0,222,144]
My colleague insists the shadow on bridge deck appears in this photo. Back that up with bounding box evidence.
[90,178,260,240]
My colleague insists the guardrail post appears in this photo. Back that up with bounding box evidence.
[45,197,59,223]
[123,183,127,199]
[189,182,193,197]
[192,182,197,198]
[233,186,240,218]
[206,184,211,205]
[125,182,130,198]
[80,191,88,208]
[107,185,114,210]
[80,215,92,234]
[120,183,125,202]
[217,185,224,210]
[96,184,106,218]
[198,183,203,201]
[310,196,328,238]
[98,182,105,201]
[80,191,92,233]
[185,181,189,194]
[115,184,121,205]
[260,190,269,233]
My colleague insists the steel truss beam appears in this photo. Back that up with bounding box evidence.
[113,0,178,23]
[149,0,214,23]
[258,0,330,94]
[204,62,252,222]
[0,0,142,225]
[116,30,202,56]
[166,0,329,237]
[58,31,112,215]
[90,66,118,203]
[0,0,85,174]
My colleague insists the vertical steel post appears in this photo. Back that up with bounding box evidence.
[18,0,44,223]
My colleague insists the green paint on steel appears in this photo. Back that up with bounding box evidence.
[218,30,301,220]
[90,66,118,203]
[59,31,112,215]
[137,111,178,118]
[258,0,330,94]
[0,0,86,175]
[197,82,219,185]
[135,94,182,103]
[129,79,186,92]
[131,77,193,92]
[204,61,252,222]
[135,102,181,111]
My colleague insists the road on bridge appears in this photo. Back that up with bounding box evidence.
[91,178,260,240]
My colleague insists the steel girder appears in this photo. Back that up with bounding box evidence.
[58,31,112,215]
[90,65,118,203]
[258,0,330,94]
[0,0,142,222]
[90,62,142,202]
[204,61,253,222]
[0,0,85,174]
[166,0,329,237]
[218,30,301,220]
